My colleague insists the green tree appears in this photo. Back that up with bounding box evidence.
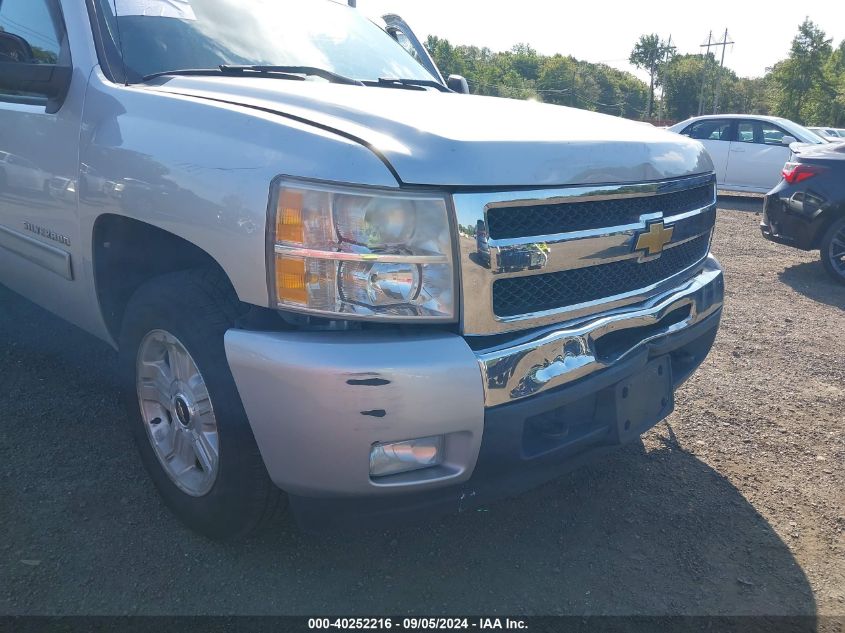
[769,19,832,123]
[629,34,676,119]
[31,46,58,65]
[662,54,708,120]
[427,24,845,128]
[815,40,845,125]
[426,35,649,119]
[727,77,770,116]
[537,55,577,106]
[509,43,541,81]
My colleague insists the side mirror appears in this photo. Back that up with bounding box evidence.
[781,136,798,146]
[0,32,71,113]
[447,74,470,94]
[0,31,34,62]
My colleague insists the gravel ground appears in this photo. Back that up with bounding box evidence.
[0,197,843,617]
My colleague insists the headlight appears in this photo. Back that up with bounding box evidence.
[269,179,456,321]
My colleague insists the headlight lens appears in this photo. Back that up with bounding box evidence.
[270,180,456,321]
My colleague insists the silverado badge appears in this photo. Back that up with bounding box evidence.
[634,220,674,257]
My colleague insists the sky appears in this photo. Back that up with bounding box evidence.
[357,0,845,82]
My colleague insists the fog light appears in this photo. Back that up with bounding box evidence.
[369,436,444,477]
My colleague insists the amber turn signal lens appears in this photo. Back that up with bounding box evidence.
[276,190,304,244]
[275,256,308,305]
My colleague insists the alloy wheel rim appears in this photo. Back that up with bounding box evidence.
[136,330,220,497]
[829,226,845,276]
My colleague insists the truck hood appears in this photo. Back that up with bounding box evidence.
[146,77,713,188]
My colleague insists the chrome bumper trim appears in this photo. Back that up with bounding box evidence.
[476,256,724,407]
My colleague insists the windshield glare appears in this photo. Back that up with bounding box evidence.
[96,0,435,83]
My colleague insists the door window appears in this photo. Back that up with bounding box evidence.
[0,0,66,100]
[387,27,426,66]
[0,0,62,62]
[760,123,791,146]
[736,121,757,144]
[735,121,791,146]
[683,120,733,141]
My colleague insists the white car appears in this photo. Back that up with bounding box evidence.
[0,151,50,195]
[669,115,826,194]
[808,126,845,141]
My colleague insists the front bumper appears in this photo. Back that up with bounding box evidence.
[225,256,723,525]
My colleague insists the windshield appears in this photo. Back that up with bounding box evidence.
[93,0,435,84]
[799,128,830,144]
[777,119,828,145]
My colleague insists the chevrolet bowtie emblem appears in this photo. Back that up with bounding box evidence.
[634,221,675,257]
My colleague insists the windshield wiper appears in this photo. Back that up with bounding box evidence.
[142,65,364,86]
[141,67,303,82]
[363,78,450,92]
[219,65,364,86]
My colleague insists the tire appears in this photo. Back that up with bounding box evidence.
[119,268,284,539]
[820,216,845,285]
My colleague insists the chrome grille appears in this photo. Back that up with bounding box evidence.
[492,233,711,317]
[454,174,718,336]
[486,184,714,240]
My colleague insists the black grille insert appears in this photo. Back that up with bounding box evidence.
[492,233,711,317]
[487,183,715,240]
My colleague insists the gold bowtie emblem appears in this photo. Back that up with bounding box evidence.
[635,221,675,256]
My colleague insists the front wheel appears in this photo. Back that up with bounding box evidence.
[820,217,845,285]
[119,269,284,539]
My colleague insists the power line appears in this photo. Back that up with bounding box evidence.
[712,29,735,114]
[465,79,631,111]
[698,31,713,116]
[658,34,672,122]
[0,16,58,49]
[697,29,735,115]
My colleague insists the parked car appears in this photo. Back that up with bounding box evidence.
[669,115,826,194]
[0,151,50,195]
[761,143,845,284]
[0,0,724,539]
[47,175,77,202]
[808,127,845,142]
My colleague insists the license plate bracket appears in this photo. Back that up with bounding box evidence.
[602,356,674,445]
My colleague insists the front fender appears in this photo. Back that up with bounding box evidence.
[78,70,400,310]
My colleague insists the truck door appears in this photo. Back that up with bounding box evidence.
[0,0,83,318]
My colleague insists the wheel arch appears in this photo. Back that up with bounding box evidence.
[92,214,239,344]
[811,203,845,250]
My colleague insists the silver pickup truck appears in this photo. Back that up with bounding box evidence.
[0,0,724,539]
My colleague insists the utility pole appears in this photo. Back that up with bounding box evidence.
[711,29,734,114]
[698,31,712,116]
[658,34,672,122]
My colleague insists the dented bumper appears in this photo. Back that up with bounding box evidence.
[224,257,723,528]
[224,329,486,497]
